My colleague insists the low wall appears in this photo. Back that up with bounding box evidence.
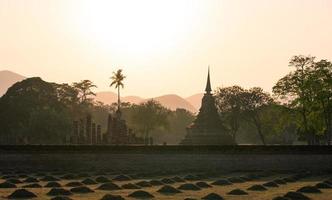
[0,145,332,172]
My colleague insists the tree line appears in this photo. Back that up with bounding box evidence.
[0,55,331,145]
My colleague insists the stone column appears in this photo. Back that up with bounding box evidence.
[92,123,96,145]
[73,121,79,144]
[97,125,102,144]
[86,115,92,144]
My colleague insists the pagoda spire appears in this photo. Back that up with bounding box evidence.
[205,66,212,94]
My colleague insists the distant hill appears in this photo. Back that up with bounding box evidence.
[95,92,197,113]
[95,92,144,105]
[0,70,26,96]
[186,93,204,110]
[0,70,199,113]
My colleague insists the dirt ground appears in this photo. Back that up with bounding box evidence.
[0,169,331,200]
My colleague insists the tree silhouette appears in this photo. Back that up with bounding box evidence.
[110,69,126,111]
[72,80,97,104]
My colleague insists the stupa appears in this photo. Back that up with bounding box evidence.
[180,68,234,145]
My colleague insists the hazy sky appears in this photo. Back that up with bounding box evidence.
[1,0,332,97]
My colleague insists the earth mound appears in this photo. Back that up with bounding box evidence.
[202,193,224,200]
[135,181,152,187]
[178,183,201,191]
[47,188,72,196]
[284,191,310,200]
[122,183,141,189]
[51,196,73,200]
[23,183,42,188]
[70,186,94,194]
[149,180,164,186]
[227,189,248,195]
[112,174,131,181]
[228,177,245,183]
[96,176,111,183]
[161,178,175,184]
[24,177,39,183]
[40,176,59,181]
[263,181,279,187]
[128,190,154,198]
[172,176,185,182]
[97,182,122,190]
[65,181,84,187]
[247,184,267,191]
[0,181,16,188]
[297,186,321,193]
[100,194,125,200]
[157,185,182,194]
[196,181,211,188]
[7,189,37,199]
[316,182,332,189]
[45,181,61,187]
[82,178,97,185]
[211,179,232,186]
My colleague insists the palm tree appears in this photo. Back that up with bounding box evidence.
[110,69,126,111]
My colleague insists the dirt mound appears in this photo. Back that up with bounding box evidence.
[284,191,310,200]
[65,181,84,187]
[149,180,164,186]
[100,194,125,200]
[7,189,37,199]
[228,177,245,183]
[297,186,321,193]
[263,181,279,187]
[96,176,111,183]
[316,182,332,189]
[272,196,290,200]
[112,174,131,181]
[0,181,16,188]
[135,181,152,187]
[97,182,122,190]
[128,190,154,198]
[61,174,77,180]
[157,185,182,194]
[247,184,267,191]
[7,178,22,184]
[23,183,42,188]
[196,181,211,188]
[184,174,199,181]
[70,186,94,194]
[172,176,185,182]
[40,176,59,181]
[24,177,39,183]
[202,193,224,200]
[274,179,287,185]
[45,181,61,188]
[161,178,175,184]
[51,196,73,200]
[227,189,248,195]
[246,174,260,180]
[122,183,141,189]
[77,173,90,178]
[211,179,232,186]
[47,188,72,196]
[178,183,201,191]
[283,177,297,183]
[82,178,97,185]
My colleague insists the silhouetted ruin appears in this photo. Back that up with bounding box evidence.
[181,68,234,145]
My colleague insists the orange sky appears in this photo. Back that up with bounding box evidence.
[1,0,332,97]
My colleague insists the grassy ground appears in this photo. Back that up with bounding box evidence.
[0,170,331,200]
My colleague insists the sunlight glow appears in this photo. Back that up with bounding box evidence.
[72,0,200,57]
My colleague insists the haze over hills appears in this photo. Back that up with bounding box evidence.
[95,92,198,113]
[0,70,201,112]
[0,70,26,96]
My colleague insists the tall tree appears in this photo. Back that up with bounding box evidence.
[110,69,126,111]
[72,80,97,105]
[215,86,244,142]
[131,100,170,144]
[241,87,273,145]
[273,55,317,144]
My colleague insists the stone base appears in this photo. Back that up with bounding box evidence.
[180,134,234,145]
